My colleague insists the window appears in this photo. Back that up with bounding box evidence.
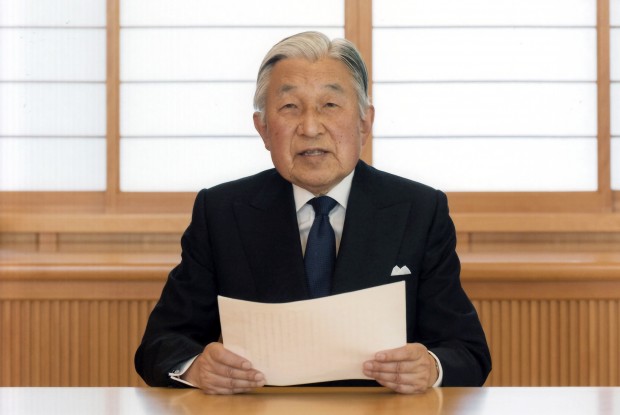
[0,0,616,215]
[0,0,106,191]
[372,0,597,192]
[611,0,620,190]
[119,0,344,191]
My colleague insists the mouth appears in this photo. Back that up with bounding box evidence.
[299,149,328,156]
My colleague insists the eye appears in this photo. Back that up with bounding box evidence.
[280,103,297,110]
[324,102,338,108]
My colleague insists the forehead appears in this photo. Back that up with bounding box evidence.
[268,57,354,92]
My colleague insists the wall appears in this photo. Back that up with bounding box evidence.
[1,233,619,387]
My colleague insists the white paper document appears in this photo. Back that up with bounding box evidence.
[218,281,406,385]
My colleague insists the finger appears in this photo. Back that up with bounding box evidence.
[197,343,266,394]
[367,360,431,395]
[203,343,265,381]
[363,359,418,375]
[205,343,254,370]
[204,357,265,383]
[201,370,265,392]
[363,354,432,391]
[364,354,433,376]
[376,378,427,395]
[375,344,426,363]
[364,365,429,386]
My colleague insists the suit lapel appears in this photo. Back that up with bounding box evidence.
[232,163,411,301]
[332,162,412,295]
[233,172,308,302]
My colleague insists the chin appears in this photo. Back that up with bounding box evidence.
[291,168,342,192]
[304,182,336,195]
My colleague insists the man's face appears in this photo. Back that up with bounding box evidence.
[253,57,374,195]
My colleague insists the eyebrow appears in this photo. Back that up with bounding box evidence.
[277,83,346,95]
[324,83,345,93]
[279,84,296,94]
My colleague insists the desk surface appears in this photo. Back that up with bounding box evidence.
[1,387,619,415]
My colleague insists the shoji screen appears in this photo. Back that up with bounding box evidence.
[612,0,619,190]
[372,0,598,192]
[119,0,344,191]
[0,0,107,191]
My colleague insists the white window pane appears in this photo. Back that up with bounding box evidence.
[612,0,620,26]
[0,84,106,136]
[0,29,105,81]
[612,138,620,190]
[373,0,596,26]
[612,29,620,82]
[373,138,597,191]
[374,28,596,81]
[0,138,106,191]
[121,0,343,26]
[612,84,620,136]
[120,137,273,191]
[373,83,597,137]
[121,83,256,136]
[0,0,105,27]
[121,28,344,81]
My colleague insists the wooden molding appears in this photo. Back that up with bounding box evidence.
[3,212,620,234]
[106,0,121,212]
[0,212,189,233]
[453,212,620,233]
[345,0,373,164]
[597,0,612,209]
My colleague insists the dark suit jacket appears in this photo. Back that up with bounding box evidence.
[135,161,491,387]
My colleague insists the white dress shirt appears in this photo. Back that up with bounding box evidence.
[293,170,353,255]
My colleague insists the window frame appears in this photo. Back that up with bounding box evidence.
[1,0,617,219]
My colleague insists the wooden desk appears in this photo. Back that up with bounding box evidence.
[0,387,618,415]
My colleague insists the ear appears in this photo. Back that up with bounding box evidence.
[360,105,375,146]
[253,112,271,150]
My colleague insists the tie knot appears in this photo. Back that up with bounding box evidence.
[308,196,337,216]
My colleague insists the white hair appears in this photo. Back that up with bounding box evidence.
[253,31,370,121]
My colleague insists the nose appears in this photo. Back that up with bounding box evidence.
[297,109,324,138]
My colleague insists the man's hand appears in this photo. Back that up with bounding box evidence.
[363,343,438,394]
[182,342,266,394]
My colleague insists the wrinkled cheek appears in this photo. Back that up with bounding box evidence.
[271,143,296,176]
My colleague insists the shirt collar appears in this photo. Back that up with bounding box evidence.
[293,170,354,212]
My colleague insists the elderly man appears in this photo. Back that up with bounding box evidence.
[135,31,491,394]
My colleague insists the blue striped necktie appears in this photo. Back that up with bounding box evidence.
[304,196,338,298]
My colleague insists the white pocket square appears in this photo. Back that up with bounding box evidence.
[391,265,411,276]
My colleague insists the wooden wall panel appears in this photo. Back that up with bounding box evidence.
[0,299,156,387]
[1,251,620,387]
[3,297,620,387]
[473,299,620,387]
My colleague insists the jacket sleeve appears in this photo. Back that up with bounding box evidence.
[417,190,492,386]
[134,189,221,386]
